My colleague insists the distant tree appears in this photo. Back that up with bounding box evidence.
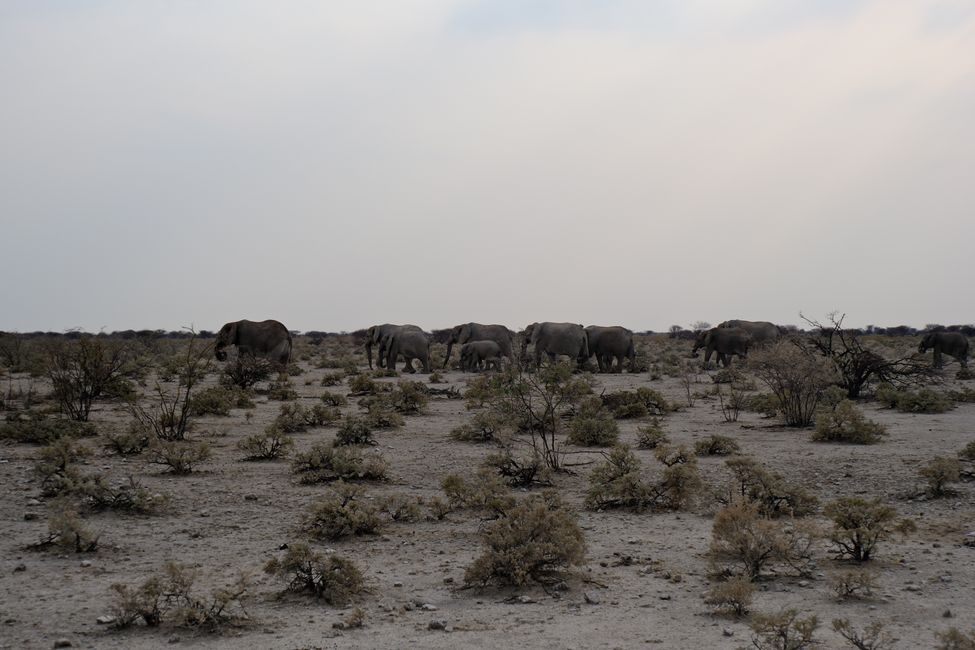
[691,321,711,332]
[668,325,683,339]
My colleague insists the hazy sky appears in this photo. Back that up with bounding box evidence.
[2,1,973,333]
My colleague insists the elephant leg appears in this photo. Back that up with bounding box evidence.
[547,351,556,365]
[613,355,622,373]
[934,349,943,368]
[403,357,416,373]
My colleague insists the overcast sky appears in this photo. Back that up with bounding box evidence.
[1,1,973,333]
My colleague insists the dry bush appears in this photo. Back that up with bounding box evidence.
[428,370,445,384]
[585,444,702,512]
[874,384,954,413]
[78,476,167,515]
[292,441,388,484]
[636,419,669,449]
[47,336,131,421]
[385,380,429,414]
[146,439,212,475]
[823,496,897,562]
[131,334,211,441]
[378,493,423,522]
[441,467,515,515]
[237,426,294,461]
[110,561,249,629]
[450,410,506,443]
[830,570,877,600]
[920,457,961,497]
[221,355,272,388]
[335,415,375,446]
[748,608,818,650]
[567,397,620,447]
[813,401,886,444]
[960,441,975,462]
[709,499,817,580]
[704,576,754,617]
[320,371,345,387]
[263,543,364,605]
[320,391,348,407]
[832,619,896,650]
[600,387,671,418]
[484,448,551,488]
[936,628,975,650]
[30,506,99,553]
[265,380,298,401]
[105,424,150,455]
[464,492,586,587]
[742,393,781,418]
[694,434,741,457]
[724,457,819,517]
[347,373,382,394]
[34,437,91,496]
[360,398,405,429]
[275,402,340,433]
[0,415,97,444]
[189,385,254,416]
[748,341,835,427]
[715,381,747,422]
[301,481,383,540]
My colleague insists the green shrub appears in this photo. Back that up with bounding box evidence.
[920,457,961,497]
[348,374,381,394]
[275,402,341,433]
[378,494,423,522]
[105,425,150,455]
[704,576,754,617]
[823,496,897,562]
[812,400,886,444]
[600,388,670,418]
[742,393,780,418]
[464,493,585,587]
[301,481,382,540]
[0,416,97,444]
[189,385,254,415]
[441,468,515,515]
[266,380,299,401]
[830,569,877,600]
[636,419,669,449]
[875,385,954,413]
[263,543,364,604]
[586,444,702,512]
[237,426,294,460]
[724,457,818,518]
[959,441,975,461]
[292,442,388,484]
[450,411,506,442]
[335,415,375,446]
[320,371,345,387]
[386,380,429,414]
[748,609,818,650]
[694,434,740,456]
[567,397,619,446]
[320,391,348,407]
[359,398,405,429]
[484,448,550,488]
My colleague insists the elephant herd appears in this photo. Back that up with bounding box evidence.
[210,319,970,374]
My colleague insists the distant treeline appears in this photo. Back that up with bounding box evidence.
[1,323,973,341]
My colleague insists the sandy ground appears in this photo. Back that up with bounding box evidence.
[1,340,973,650]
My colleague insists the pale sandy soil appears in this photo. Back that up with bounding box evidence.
[1,339,973,650]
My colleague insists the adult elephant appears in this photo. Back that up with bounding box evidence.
[364,324,422,369]
[460,340,503,372]
[214,319,292,368]
[385,329,431,373]
[717,319,782,345]
[692,327,752,369]
[443,323,514,369]
[919,331,969,368]
[585,325,635,373]
[521,322,589,370]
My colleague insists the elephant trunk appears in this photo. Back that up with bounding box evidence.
[443,340,454,369]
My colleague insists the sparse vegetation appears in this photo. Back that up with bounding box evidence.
[823,496,897,562]
[566,397,619,446]
[832,619,896,650]
[237,426,294,460]
[146,439,212,474]
[813,400,886,444]
[585,444,702,512]
[636,419,669,449]
[748,341,835,427]
[0,415,97,444]
[301,481,383,540]
[694,434,740,456]
[748,608,818,650]
[830,570,877,600]
[48,336,132,421]
[724,457,819,517]
[264,542,364,604]
[920,457,961,497]
[292,441,388,483]
[935,628,975,650]
[335,414,375,446]
[704,576,754,617]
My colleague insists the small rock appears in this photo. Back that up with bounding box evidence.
[96,615,116,625]
[944,610,953,618]
[13,564,26,573]
[168,635,180,644]
[517,595,535,604]
[444,625,454,633]
[798,580,810,588]
[659,594,672,600]
[723,628,734,637]
[80,560,92,568]
[244,494,258,501]
[583,592,600,605]
[199,511,210,518]
[24,513,39,521]
[905,585,921,592]
[403,602,415,611]
[393,581,403,587]
[53,640,72,648]
[27,499,41,506]
[443,577,454,584]
[428,620,445,630]
[421,604,438,611]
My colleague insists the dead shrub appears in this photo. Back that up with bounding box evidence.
[832,619,896,650]
[221,356,272,389]
[131,334,211,441]
[567,397,619,446]
[936,628,975,650]
[237,426,294,461]
[823,496,897,562]
[703,576,754,617]
[292,441,388,484]
[748,341,835,427]
[748,609,818,650]
[301,481,382,540]
[709,499,816,580]
[464,493,586,587]
[146,439,212,474]
[30,506,99,553]
[830,570,877,600]
[813,401,886,444]
[263,542,364,605]
[484,448,551,488]
[694,434,741,457]
[47,336,131,421]
[724,457,818,517]
[78,476,167,515]
[921,457,962,497]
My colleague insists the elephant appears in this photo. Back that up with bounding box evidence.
[365,324,422,369]
[385,328,431,373]
[717,320,782,345]
[521,322,589,369]
[918,331,969,368]
[460,340,503,372]
[585,325,635,373]
[443,323,515,369]
[214,319,292,369]
[692,327,752,369]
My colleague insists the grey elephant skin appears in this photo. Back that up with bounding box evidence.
[918,331,969,368]
[585,325,635,373]
[443,323,514,369]
[692,327,752,369]
[365,324,422,369]
[522,322,589,369]
[460,340,503,372]
[214,320,292,367]
[385,329,432,373]
[717,319,782,344]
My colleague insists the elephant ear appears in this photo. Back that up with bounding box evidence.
[227,321,239,345]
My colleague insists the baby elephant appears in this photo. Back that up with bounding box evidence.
[460,340,503,372]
